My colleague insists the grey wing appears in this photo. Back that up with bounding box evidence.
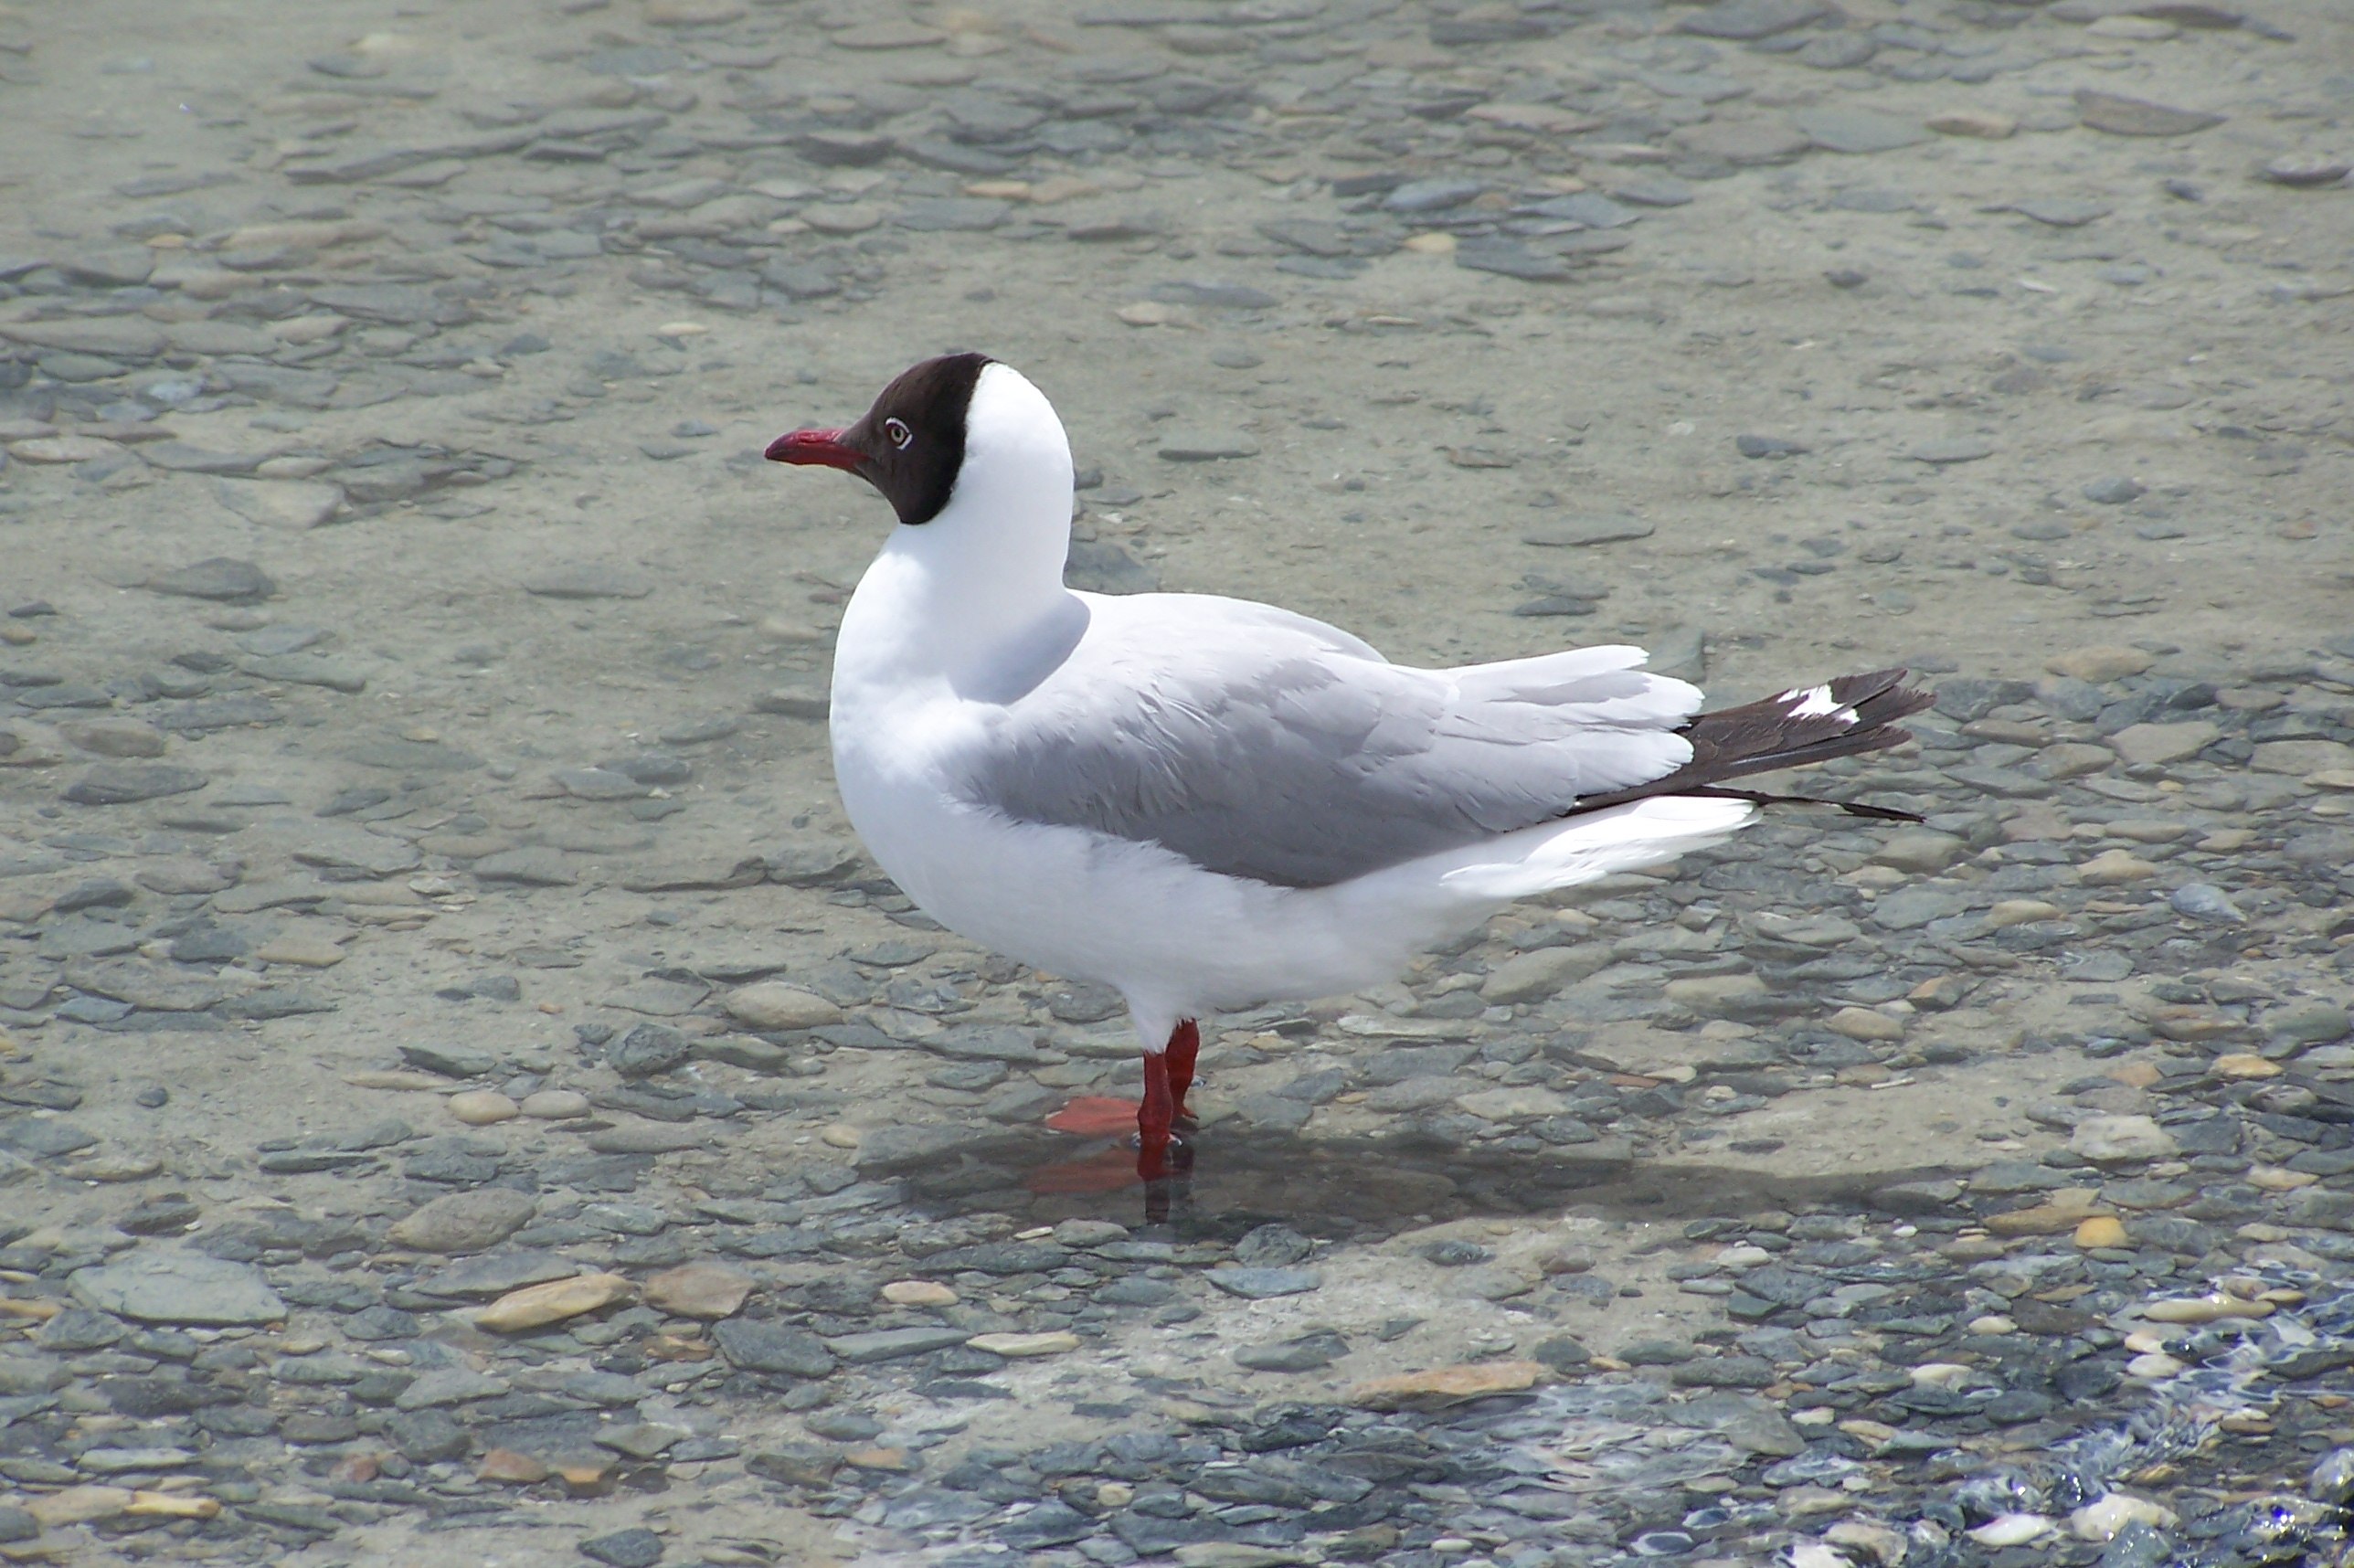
[952,597,1701,887]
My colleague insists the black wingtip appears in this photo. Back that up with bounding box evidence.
[1563,667,1933,821]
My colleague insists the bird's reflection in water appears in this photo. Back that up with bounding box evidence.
[881,1122,1959,1237]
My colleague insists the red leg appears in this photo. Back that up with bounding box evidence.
[1137,1049,1174,1182]
[1166,1018,1200,1122]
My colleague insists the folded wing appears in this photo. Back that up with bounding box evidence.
[953,595,1706,887]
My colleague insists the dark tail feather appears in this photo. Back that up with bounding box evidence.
[1564,667,1932,821]
[1681,786,1924,825]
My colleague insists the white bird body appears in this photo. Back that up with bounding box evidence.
[825,361,1755,1050]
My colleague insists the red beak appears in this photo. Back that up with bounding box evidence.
[765,428,863,471]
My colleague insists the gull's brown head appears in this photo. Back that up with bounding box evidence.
[765,351,994,527]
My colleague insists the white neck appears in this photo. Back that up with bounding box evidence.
[835,362,1083,694]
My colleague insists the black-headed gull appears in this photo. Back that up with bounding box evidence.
[767,354,1928,1184]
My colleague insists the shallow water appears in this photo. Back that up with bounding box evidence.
[2,0,2352,1564]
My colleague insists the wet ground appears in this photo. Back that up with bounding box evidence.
[3,0,2354,1564]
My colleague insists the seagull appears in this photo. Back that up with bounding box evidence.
[767,354,1929,1188]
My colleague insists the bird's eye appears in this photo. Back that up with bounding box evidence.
[884,417,913,450]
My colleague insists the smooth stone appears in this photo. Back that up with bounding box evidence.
[2075,90,2222,137]
[1871,829,1966,873]
[1350,1360,1543,1411]
[145,557,274,602]
[2072,1494,2176,1542]
[476,1273,634,1331]
[70,1252,285,1326]
[1480,945,1609,1003]
[1967,1513,2052,1547]
[822,1326,973,1363]
[1907,437,1996,464]
[1929,110,2016,139]
[712,1319,836,1378]
[472,848,578,886]
[522,566,653,599]
[1522,513,1654,548]
[389,1188,537,1254]
[2252,738,2354,775]
[966,1330,1080,1357]
[214,478,343,529]
[882,1281,959,1307]
[2047,645,2156,682]
[2263,154,2354,188]
[251,932,345,968]
[643,1262,754,1319]
[1157,431,1259,462]
[723,981,843,1031]
[2108,721,2216,766]
[64,765,208,806]
[2071,1115,2178,1164]
[449,1089,520,1125]
[579,1528,666,1568]
[8,435,123,463]
[585,1122,703,1154]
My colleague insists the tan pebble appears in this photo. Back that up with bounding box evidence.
[519,1089,591,1119]
[125,1491,220,1520]
[449,1090,519,1126]
[1983,898,2061,929]
[882,1280,958,1307]
[967,1330,1080,1358]
[1826,1006,1904,1042]
[1909,1362,1972,1388]
[477,1447,549,1484]
[2210,1054,2280,1079]
[1096,1481,1135,1508]
[2073,1215,2129,1250]
[643,1261,754,1319]
[2071,1488,2175,1534]
[844,1446,910,1471]
[27,1485,133,1526]
[654,320,708,337]
[9,436,122,464]
[801,203,882,235]
[1921,109,2015,138]
[1967,1314,2017,1336]
[2078,849,2157,885]
[722,980,842,1031]
[343,1070,453,1092]
[2046,644,2155,683]
[1403,230,1458,255]
[557,1457,617,1491]
[476,1272,634,1332]
[1349,1360,1544,1412]
[253,933,347,968]
[2247,1166,2317,1192]
[2122,1329,2168,1354]
[1117,302,1178,327]
[2126,1351,2183,1379]
[2143,1293,2269,1324]
[821,1124,863,1150]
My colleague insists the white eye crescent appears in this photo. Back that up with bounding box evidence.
[884,417,913,450]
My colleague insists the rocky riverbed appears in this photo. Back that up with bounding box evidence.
[2,0,2352,1564]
